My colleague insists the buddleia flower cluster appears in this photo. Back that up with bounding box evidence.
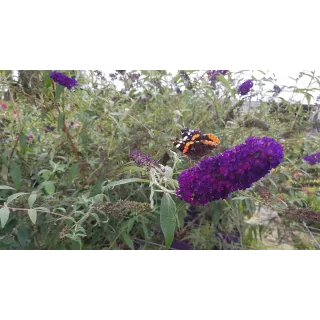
[176,136,284,205]
[303,152,320,166]
[238,79,254,95]
[26,133,34,143]
[242,117,269,131]
[257,186,275,203]
[50,71,78,90]
[44,125,56,133]
[273,85,281,95]
[92,200,152,217]
[207,70,229,81]
[170,239,192,250]
[281,207,320,224]
[179,71,193,90]
[130,149,159,171]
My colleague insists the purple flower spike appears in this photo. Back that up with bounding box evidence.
[273,85,281,95]
[208,70,229,81]
[50,71,78,90]
[238,79,254,95]
[303,152,320,165]
[130,149,158,171]
[44,125,56,133]
[170,239,192,250]
[26,133,35,143]
[176,136,284,206]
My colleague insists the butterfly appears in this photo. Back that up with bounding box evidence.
[171,127,220,160]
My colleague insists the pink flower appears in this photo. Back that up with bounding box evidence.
[0,101,8,109]
[302,186,313,196]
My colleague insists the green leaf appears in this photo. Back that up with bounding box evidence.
[0,207,10,228]
[216,74,231,91]
[278,173,288,182]
[142,222,150,240]
[0,185,15,190]
[44,71,53,88]
[17,226,29,246]
[0,237,20,249]
[57,113,64,132]
[122,232,134,250]
[274,202,288,210]
[105,178,149,190]
[164,166,173,179]
[126,218,136,233]
[42,181,55,195]
[89,212,101,226]
[160,193,176,249]
[6,192,29,204]
[38,169,52,181]
[304,93,313,105]
[68,238,82,249]
[28,193,37,208]
[176,203,187,228]
[19,132,27,151]
[1,165,8,181]
[55,83,64,101]
[212,204,222,223]
[68,163,79,186]
[27,209,37,224]
[9,162,22,190]
[232,196,250,201]
[268,178,277,188]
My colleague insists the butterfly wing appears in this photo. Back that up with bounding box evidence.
[200,133,220,147]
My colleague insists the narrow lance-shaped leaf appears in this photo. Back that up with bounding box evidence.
[44,70,52,88]
[27,209,37,224]
[9,162,22,190]
[160,193,176,249]
[216,73,232,91]
[6,192,29,204]
[28,193,37,208]
[55,83,64,101]
[105,178,149,190]
[0,185,15,190]
[122,232,134,250]
[0,207,10,228]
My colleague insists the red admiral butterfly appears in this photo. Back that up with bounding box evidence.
[171,127,220,160]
